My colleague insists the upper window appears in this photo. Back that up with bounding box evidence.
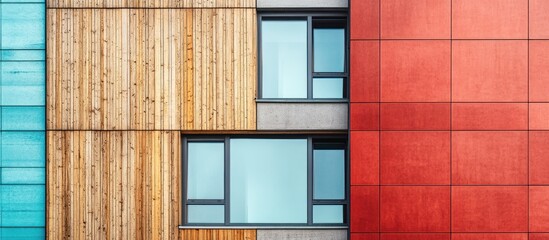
[182,136,347,226]
[259,13,348,100]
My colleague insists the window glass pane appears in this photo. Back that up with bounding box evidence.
[1,168,45,184]
[187,142,224,200]
[262,20,307,98]
[2,61,45,105]
[1,131,45,167]
[230,139,307,223]
[314,149,345,200]
[187,205,224,224]
[1,4,45,49]
[313,205,343,224]
[313,78,344,99]
[1,107,45,130]
[1,227,45,240]
[314,28,345,72]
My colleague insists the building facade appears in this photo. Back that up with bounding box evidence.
[0,0,547,239]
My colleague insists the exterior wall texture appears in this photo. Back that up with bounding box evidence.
[0,1,46,239]
[350,0,549,239]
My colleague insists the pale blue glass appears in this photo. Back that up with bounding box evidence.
[1,4,45,49]
[1,50,45,61]
[1,107,45,130]
[313,149,345,200]
[187,142,224,200]
[313,78,344,99]
[262,20,308,98]
[1,168,45,184]
[314,28,345,72]
[1,185,45,211]
[1,228,45,240]
[230,139,307,223]
[187,205,224,224]
[1,131,45,167]
[313,205,343,224]
[1,61,46,105]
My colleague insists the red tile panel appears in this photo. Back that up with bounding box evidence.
[381,234,449,240]
[351,103,380,130]
[351,0,379,39]
[452,103,528,130]
[351,186,380,232]
[351,131,379,185]
[530,187,549,232]
[531,234,549,240]
[452,0,528,39]
[380,0,450,39]
[351,41,380,102]
[530,0,549,39]
[381,132,450,185]
[381,40,450,102]
[452,40,528,102]
[381,186,450,232]
[381,103,450,130]
[452,234,528,240]
[452,186,528,232]
[530,41,549,101]
[352,234,381,240]
[530,103,549,130]
[452,131,528,185]
[530,132,549,185]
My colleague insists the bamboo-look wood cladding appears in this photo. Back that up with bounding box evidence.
[47,0,256,8]
[180,229,256,240]
[47,8,257,130]
[47,131,181,240]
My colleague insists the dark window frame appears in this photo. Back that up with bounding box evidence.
[257,12,349,102]
[181,135,349,227]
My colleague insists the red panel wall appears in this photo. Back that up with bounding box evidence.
[349,0,549,239]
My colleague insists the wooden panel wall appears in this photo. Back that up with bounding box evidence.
[47,8,257,131]
[180,229,256,240]
[47,131,181,240]
[47,0,256,8]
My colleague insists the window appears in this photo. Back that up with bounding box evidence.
[259,13,348,100]
[182,136,347,226]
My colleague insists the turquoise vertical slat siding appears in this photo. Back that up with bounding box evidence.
[0,0,46,239]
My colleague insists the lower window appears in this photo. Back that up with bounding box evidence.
[182,136,347,226]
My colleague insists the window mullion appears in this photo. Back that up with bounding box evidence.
[307,137,313,225]
[224,137,230,225]
[307,16,313,100]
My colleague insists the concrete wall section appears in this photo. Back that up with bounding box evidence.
[257,0,347,9]
[257,230,347,240]
[257,103,348,130]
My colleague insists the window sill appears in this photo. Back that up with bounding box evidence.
[256,99,349,103]
[178,225,348,230]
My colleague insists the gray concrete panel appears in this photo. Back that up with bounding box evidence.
[257,103,348,130]
[257,229,347,240]
[257,0,348,8]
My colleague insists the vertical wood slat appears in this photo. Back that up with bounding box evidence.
[47,131,181,240]
[47,0,256,8]
[47,8,257,131]
[180,229,257,240]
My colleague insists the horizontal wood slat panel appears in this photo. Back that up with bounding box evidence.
[47,0,256,8]
[47,131,181,240]
[47,8,257,131]
[180,229,256,240]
